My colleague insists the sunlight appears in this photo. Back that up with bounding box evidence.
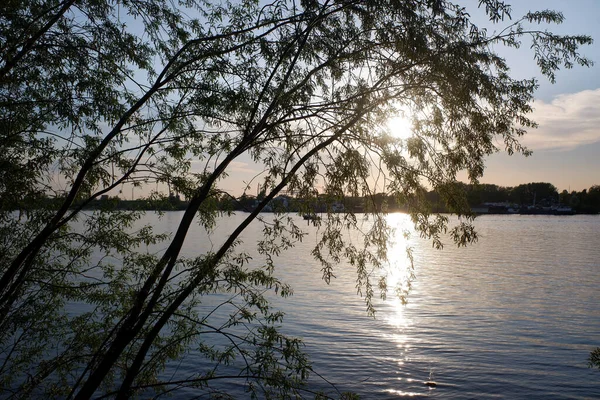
[382,214,415,330]
[386,115,414,141]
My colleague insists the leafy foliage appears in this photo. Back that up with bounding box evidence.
[0,0,592,397]
[590,347,600,370]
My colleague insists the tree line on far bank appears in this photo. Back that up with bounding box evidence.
[437,182,600,214]
[77,181,600,214]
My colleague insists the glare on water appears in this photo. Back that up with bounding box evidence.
[109,212,600,398]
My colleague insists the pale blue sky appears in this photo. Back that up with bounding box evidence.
[464,0,600,191]
[110,1,600,198]
[217,1,600,196]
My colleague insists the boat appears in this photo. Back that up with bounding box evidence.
[553,205,575,215]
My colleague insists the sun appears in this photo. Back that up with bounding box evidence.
[386,115,414,141]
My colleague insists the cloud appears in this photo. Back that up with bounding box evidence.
[520,88,600,151]
[227,161,260,174]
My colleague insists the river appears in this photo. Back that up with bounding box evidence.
[139,212,600,399]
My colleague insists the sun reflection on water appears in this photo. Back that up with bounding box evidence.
[381,213,417,328]
[384,389,423,397]
[371,213,425,391]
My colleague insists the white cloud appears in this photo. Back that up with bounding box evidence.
[227,161,260,174]
[520,88,600,151]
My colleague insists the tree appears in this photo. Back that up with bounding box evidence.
[590,348,600,370]
[509,182,559,206]
[587,185,600,213]
[0,0,592,397]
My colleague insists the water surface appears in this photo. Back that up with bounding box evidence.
[156,213,600,398]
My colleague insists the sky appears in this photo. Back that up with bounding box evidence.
[462,0,600,192]
[214,0,600,197]
[100,0,600,199]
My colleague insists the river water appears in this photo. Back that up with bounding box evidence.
[144,213,600,398]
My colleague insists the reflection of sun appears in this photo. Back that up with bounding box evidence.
[386,116,413,141]
[383,214,414,329]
